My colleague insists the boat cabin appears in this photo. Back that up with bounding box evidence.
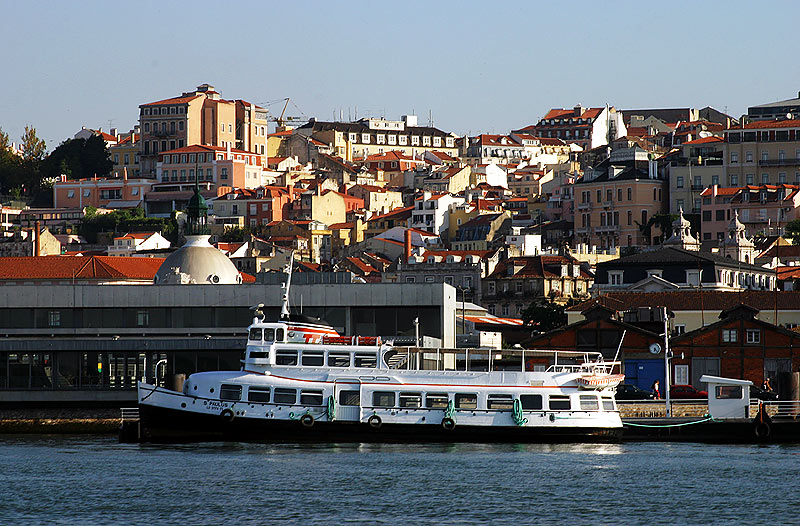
[700,375,753,419]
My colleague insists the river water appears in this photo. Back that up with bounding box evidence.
[1,435,797,525]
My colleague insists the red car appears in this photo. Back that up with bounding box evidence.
[669,384,708,399]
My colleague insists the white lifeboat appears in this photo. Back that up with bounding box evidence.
[577,374,625,390]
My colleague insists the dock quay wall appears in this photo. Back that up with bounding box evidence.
[0,407,120,434]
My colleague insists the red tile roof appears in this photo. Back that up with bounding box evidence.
[0,256,165,281]
[542,107,603,121]
[142,95,202,106]
[732,120,800,130]
[682,136,724,145]
[567,291,800,312]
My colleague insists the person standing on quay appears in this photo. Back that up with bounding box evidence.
[652,380,661,399]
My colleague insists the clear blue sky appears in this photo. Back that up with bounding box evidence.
[2,0,799,150]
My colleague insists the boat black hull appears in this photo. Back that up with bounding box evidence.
[135,404,622,444]
[622,418,800,444]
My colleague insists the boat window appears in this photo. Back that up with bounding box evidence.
[487,394,514,410]
[455,393,478,410]
[248,387,270,402]
[372,391,395,407]
[519,394,543,410]
[300,389,324,406]
[273,388,296,404]
[339,390,360,406]
[248,351,268,359]
[301,351,324,367]
[275,350,298,366]
[264,328,275,342]
[328,352,351,367]
[549,395,571,410]
[398,392,422,408]
[601,397,615,411]
[579,395,599,411]
[275,328,285,342]
[219,384,242,401]
[716,385,743,399]
[425,393,449,408]
[354,353,377,368]
[248,328,262,341]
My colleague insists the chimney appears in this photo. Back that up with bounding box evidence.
[111,127,118,138]
[123,166,128,181]
[574,104,583,117]
[404,228,413,264]
[34,220,41,257]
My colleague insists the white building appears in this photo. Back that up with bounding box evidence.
[108,232,171,256]
[410,192,465,240]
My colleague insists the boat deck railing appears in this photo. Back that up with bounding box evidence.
[753,400,800,420]
[388,347,612,373]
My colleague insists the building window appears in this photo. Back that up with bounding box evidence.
[722,329,738,343]
[730,152,738,163]
[676,176,684,188]
[746,151,753,163]
[48,311,61,327]
[221,168,228,180]
[711,175,719,186]
[746,329,761,344]
[136,310,149,327]
[609,271,623,285]
[730,175,739,186]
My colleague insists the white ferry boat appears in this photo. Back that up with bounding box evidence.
[137,318,623,443]
[136,256,622,443]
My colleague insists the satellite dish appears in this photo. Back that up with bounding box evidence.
[649,343,662,354]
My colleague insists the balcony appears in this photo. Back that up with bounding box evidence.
[152,129,178,138]
[758,158,800,167]
[691,184,705,191]
[576,202,592,210]
[596,224,619,233]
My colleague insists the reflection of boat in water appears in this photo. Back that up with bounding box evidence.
[135,258,623,443]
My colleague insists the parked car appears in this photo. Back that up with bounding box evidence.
[669,384,708,399]
[749,385,779,401]
[616,384,655,400]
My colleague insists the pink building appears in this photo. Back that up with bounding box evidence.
[700,184,800,241]
[156,144,265,191]
[53,174,153,209]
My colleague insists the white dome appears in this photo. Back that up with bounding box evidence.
[154,235,242,285]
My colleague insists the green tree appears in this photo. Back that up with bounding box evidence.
[20,125,46,162]
[0,127,22,194]
[219,226,252,242]
[14,125,47,201]
[42,135,112,181]
[786,219,800,244]
[521,298,569,333]
[637,213,676,244]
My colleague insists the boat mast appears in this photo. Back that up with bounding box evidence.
[280,250,294,319]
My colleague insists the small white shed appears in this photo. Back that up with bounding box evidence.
[700,375,753,419]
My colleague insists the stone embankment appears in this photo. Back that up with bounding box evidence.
[0,408,120,434]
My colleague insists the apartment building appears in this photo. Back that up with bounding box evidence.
[138,84,268,177]
[574,148,667,250]
[668,136,724,215]
[699,184,800,240]
[53,175,153,209]
[724,119,800,188]
[410,192,465,241]
[156,144,265,191]
[293,116,458,162]
[514,104,627,151]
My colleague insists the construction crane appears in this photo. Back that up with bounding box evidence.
[259,97,306,128]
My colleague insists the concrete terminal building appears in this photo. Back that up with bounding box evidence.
[0,282,456,404]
